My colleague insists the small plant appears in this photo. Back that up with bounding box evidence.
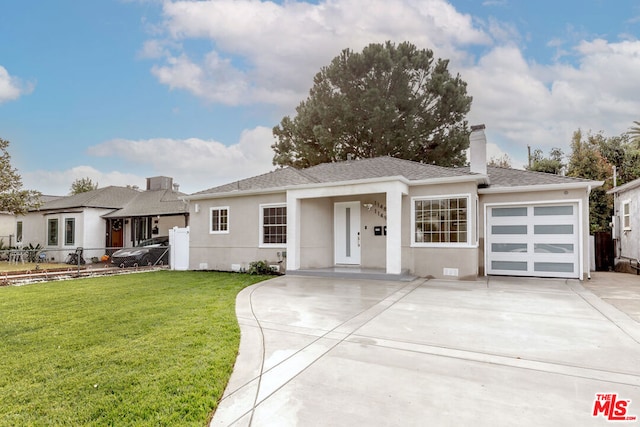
[25,243,43,262]
[247,260,272,275]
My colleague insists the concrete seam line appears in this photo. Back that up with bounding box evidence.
[568,279,640,346]
[244,278,428,416]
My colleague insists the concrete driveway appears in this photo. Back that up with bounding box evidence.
[212,274,640,426]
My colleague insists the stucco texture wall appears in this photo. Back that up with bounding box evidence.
[188,193,287,271]
[402,181,480,279]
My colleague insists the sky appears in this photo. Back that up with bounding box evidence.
[1,0,639,196]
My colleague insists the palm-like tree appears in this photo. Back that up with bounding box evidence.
[629,120,640,146]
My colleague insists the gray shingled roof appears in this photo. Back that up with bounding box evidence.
[477,166,598,188]
[103,189,188,218]
[607,176,640,194]
[193,157,479,196]
[192,167,314,195]
[36,186,141,211]
[191,157,600,198]
[35,185,188,218]
[302,156,474,182]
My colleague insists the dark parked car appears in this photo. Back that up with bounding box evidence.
[111,236,169,267]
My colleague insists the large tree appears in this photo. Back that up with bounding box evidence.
[0,138,40,214]
[272,41,472,168]
[70,177,98,195]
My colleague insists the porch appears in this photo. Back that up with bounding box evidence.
[286,266,416,282]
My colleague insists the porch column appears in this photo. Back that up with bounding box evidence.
[286,193,301,271]
[386,186,403,275]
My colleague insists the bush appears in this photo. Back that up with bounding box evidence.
[248,260,273,275]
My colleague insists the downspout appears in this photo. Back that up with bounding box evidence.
[587,184,591,280]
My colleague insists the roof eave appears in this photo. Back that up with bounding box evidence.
[184,174,487,201]
[607,179,640,195]
[479,181,603,194]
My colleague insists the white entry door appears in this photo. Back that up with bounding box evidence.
[334,201,361,265]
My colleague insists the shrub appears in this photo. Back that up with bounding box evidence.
[248,260,272,275]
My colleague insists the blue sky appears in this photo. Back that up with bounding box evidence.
[1,0,639,195]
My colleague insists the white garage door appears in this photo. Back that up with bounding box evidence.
[486,203,580,279]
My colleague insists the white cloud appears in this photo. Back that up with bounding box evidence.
[26,0,638,195]
[0,65,33,103]
[148,0,491,106]
[463,39,640,167]
[86,126,277,193]
[22,166,144,196]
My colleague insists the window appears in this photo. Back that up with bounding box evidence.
[47,218,58,246]
[16,221,22,242]
[413,196,469,245]
[133,217,150,245]
[260,204,286,246]
[623,201,631,229]
[210,207,229,234]
[64,218,75,245]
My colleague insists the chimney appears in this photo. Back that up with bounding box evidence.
[469,124,487,175]
[146,176,173,191]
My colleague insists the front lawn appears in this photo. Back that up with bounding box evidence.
[0,271,271,426]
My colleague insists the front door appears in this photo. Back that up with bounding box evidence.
[109,219,124,248]
[334,201,361,265]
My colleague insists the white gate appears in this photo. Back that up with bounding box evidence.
[169,226,190,270]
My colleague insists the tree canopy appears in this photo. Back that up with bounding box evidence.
[527,129,640,233]
[487,154,512,168]
[566,130,613,232]
[272,41,472,168]
[0,138,40,215]
[628,120,640,145]
[526,147,565,174]
[70,177,98,195]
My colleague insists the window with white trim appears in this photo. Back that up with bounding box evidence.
[64,218,75,246]
[413,196,469,245]
[210,207,229,234]
[623,201,631,229]
[47,218,59,246]
[260,204,286,246]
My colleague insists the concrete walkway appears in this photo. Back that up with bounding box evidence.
[582,271,640,322]
[212,274,640,426]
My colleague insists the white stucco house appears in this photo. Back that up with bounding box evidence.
[184,126,603,280]
[18,176,189,261]
[608,177,640,267]
[0,211,16,247]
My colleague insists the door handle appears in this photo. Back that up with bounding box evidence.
[358,232,360,247]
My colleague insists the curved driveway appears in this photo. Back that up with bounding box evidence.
[212,274,640,426]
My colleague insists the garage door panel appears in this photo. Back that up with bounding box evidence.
[487,203,580,279]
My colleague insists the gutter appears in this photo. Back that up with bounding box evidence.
[587,184,592,280]
[478,181,604,194]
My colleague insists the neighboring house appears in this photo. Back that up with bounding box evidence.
[0,211,16,247]
[608,177,640,265]
[185,126,602,280]
[19,176,188,261]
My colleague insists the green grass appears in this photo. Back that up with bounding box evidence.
[0,271,271,426]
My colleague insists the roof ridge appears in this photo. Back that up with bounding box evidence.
[290,166,320,182]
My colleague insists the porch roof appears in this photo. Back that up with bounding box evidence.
[102,189,188,218]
